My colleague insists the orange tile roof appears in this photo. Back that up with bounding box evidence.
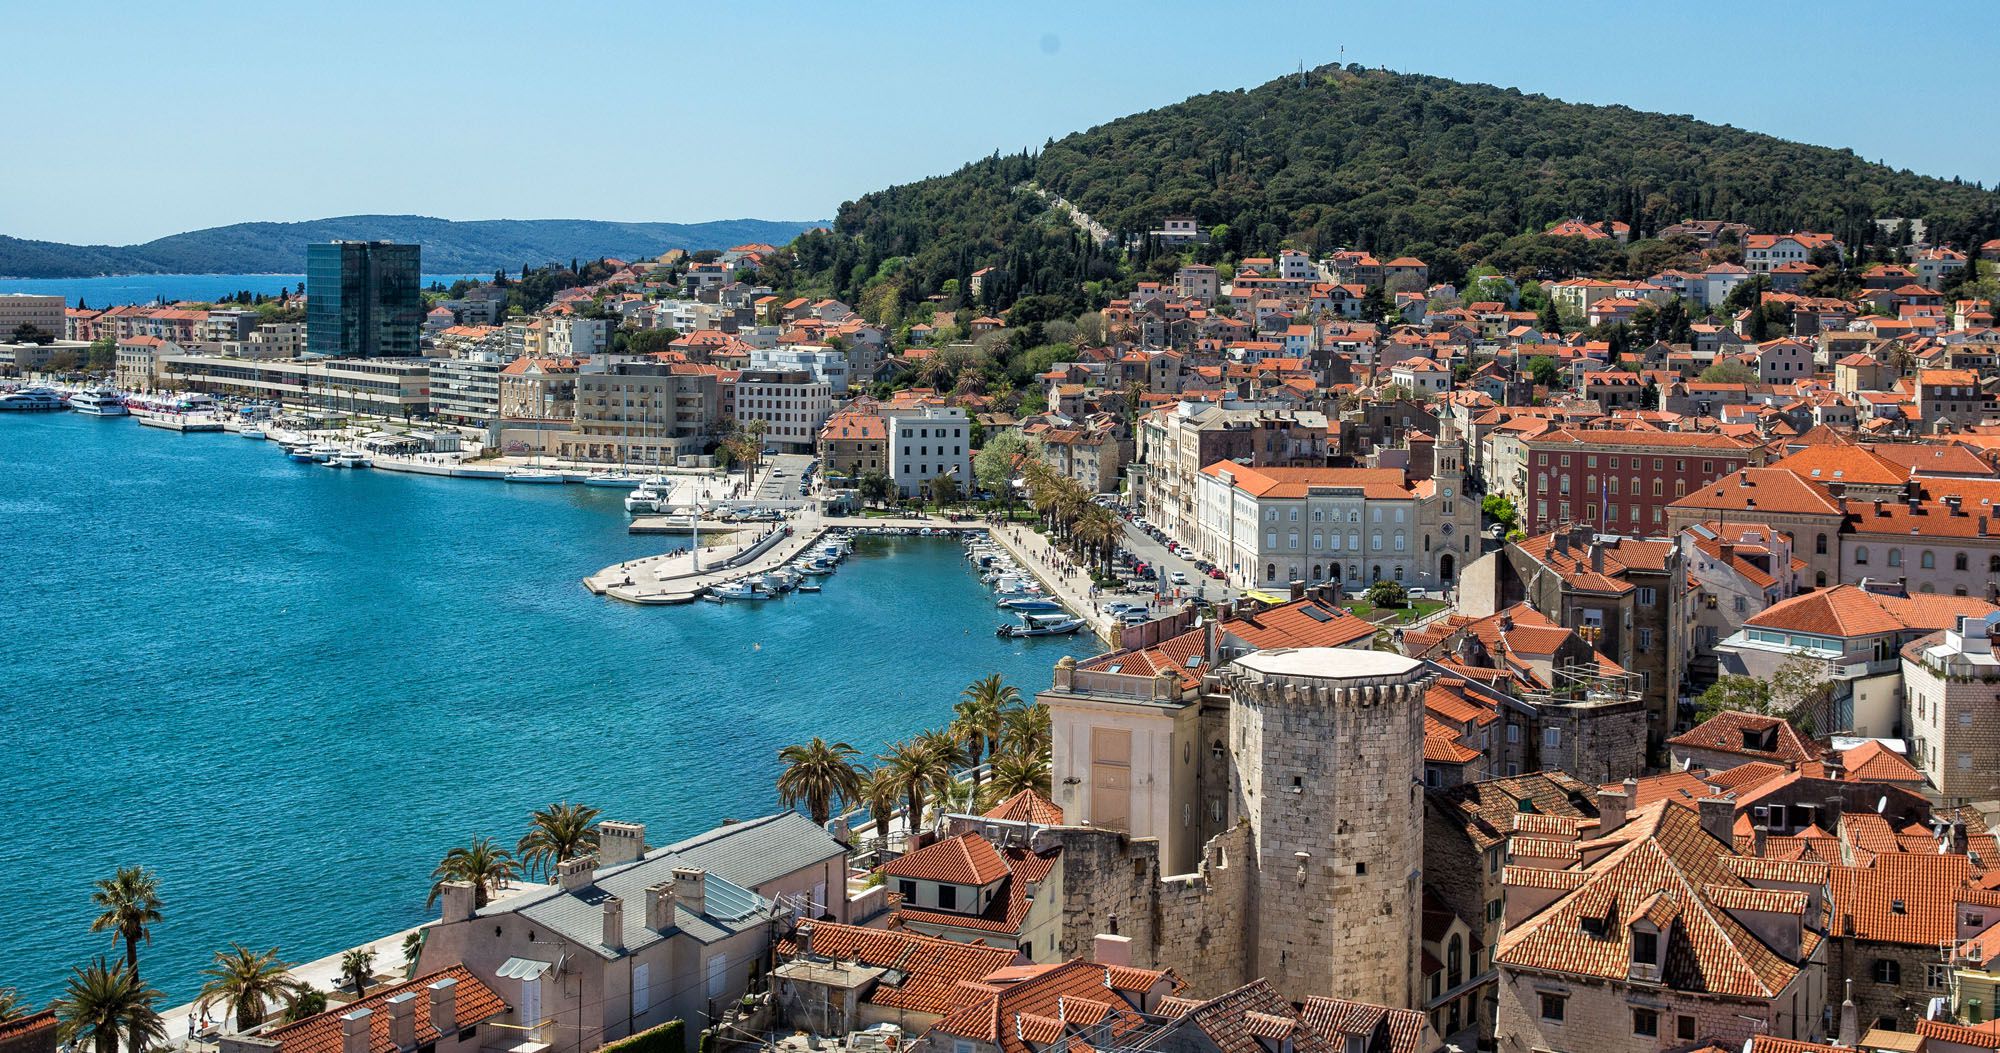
[1423,717,1481,765]
[1199,463,1411,500]
[1830,852,1977,946]
[1837,740,1923,784]
[1427,771,1598,852]
[983,789,1064,825]
[1667,711,1818,767]
[1671,468,1844,517]
[884,832,1012,886]
[1223,599,1379,651]
[1495,803,1819,999]
[777,923,1019,1016]
[935,959,1173,1053]
[1298,995,1430,1053]
[263,967,505,1053]
[1745,585,1996,638]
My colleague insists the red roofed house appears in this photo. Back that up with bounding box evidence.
[925,959,1180,1053]
[772,922,1020,1036]
[879,832,1058,956]
[1494,801,1830,1052]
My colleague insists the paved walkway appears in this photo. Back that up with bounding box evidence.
[984,523,1170,646]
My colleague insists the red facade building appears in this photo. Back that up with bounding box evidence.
[1525,430,1755,535]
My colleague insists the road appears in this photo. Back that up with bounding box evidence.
[753,453,815,502]
[1116,515,1243,606]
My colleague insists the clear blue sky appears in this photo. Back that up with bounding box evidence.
[11,0,1996,246]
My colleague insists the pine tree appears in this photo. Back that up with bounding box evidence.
[1538,298,1562,335]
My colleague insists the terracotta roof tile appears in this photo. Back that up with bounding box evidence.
[263,967,505,1053]
[884,833,1012,886]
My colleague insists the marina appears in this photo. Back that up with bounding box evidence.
[0,410,1084,1005]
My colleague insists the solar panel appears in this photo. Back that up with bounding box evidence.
[1302,605,1332,622]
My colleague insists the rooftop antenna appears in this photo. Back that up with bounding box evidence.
[1297,60,1305,87]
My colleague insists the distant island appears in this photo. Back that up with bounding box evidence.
[0,215,828,278]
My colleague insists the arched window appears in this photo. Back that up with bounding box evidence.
[1855,546,1870,565]
[1989,555,2000,574]
[1816,533,1828,555]
[1312,563,1323,581]
[1265,563,1276,582]
[1816,572,1827,587]
[1922,550,1936,569]
[1448,934,1464,989]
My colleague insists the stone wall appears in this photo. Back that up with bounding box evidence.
[1048,823,1253,998]
[1830,937,1947,1032]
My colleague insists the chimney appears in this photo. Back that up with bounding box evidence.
[602,895,625,951]
[1697,796,1735,846]
[439,881,476,923]
[1289,579,1306,602]
[643,881,677,930]
[1497,613,1514,633]
[384,994,417,1053]
[597,821,647,867]
[1838,979,1859,1047]
[1595,784,1630,834]
[1204,617,1218,665]
[1093,933,1133,967]
[557,855,596,892]
[1954,821,1970,855]
[884,890,905,917]
[340,1010,373,1053]
[427,977,458,1036]
[796,922,815,959]
[672,866,707,917]
[1588,542,1605,574]
[1554,531,1569,556]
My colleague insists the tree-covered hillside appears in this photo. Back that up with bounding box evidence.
[0,215,825,278]
[798,64,2000,317]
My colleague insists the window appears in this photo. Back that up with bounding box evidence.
[1889,548,1903,567]
[1873,959,1901,985]
[1539,993,1565,1022]
[1855,546,1870,565]
[1957,553,1969,572]
[1637,587,1656,605]
[1632,1008,1658,1038]
[1929,964,1949,990]
[937,884,958,910]
[1631,930,1658,964]
[898,879,917,901]
[1818,533,1829,555]
[1543,727,1562,749]
[1923,550,1936,569]
[1507,724,1520,744]
[632,962,652,1014]
[1678,1015,1697,1041]
[1637,628,1653,650]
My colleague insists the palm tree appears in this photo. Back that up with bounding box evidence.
[197,945,302,1033]
[950,686,1003,790]
[1074,505,1121,576]
[55,959,163,1053]
[857,767,902,846]
[428,837,522,908]
[961,674,1023,766]
[89,867,162,977]
[916,728,971,814]
[879,739,952,840]
[999,702,1051,760]
[775,738,864,826]
[280,988,327,1024]
[986,752,1052,801]
[0,987,21,1023]
[339,949,375,999]
[516,802,602,882]
[400,931,425,978]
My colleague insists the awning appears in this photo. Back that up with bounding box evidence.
[1243,589,1287,605]
[495,957,553,980]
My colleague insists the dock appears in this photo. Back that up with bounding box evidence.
[627,516,746,536]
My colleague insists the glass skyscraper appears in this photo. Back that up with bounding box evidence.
[305,241,423,358]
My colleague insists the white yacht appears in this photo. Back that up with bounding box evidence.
[583,472,643,488]
[68,388,128,416]
[0,388,66,412]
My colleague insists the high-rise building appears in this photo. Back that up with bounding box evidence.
[305,241,423,358]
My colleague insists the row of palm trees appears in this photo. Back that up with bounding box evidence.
[1020,460,1122,576]
[775,674,1052,846]
[425,800,606,914]
[26,866,336,1053]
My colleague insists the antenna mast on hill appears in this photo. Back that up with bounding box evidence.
[1297,60,1305,86]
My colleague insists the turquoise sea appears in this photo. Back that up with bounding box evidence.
[0,413,1080,1004]
[0,274,485,307]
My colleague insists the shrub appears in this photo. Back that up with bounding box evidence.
[602,1019,686,1053]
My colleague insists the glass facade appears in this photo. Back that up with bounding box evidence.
[305,241,423,358]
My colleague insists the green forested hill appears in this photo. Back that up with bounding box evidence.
[800,64,2000,317]
[0,215,824,278]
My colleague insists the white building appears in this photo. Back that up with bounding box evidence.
[884,405,972,498]
[1903,612,2000,799]
[547,316,608,359]
[748,345,850,393]
[734,368,830,453]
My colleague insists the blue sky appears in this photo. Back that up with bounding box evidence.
[10,0,1997,245]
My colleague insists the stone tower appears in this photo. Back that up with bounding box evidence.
[1221,648,1429,1009]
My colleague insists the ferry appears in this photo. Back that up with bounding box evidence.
[0,388,67,412]
[68,388,129,416]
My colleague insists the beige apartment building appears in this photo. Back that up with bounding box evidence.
[557,361,720,464]
[0,294,65,341]
[1132,402,1329,543]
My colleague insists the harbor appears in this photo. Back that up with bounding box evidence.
[0,409,1086,1006]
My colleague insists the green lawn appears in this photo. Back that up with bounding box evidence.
[1342,598,1447,624]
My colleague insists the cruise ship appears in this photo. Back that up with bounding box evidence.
[0,388,66,411]
[68,387,129,417]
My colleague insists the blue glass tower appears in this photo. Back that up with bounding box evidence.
[305,241,423,358]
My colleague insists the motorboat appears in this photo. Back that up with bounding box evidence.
[287,446,320,463]
[334,452,372,469]
[306,444,340,463]
[797,558,836,576]
[68,388,128,416]
[239,425,266,439]
[583,472,643,488]
[711,579,777,601]
[0,388,66,411]
[504,470,566,484]
[997,613,1086,638]
[796,582,823,593]
[624,478,675,513]
[999,597,1066,612]
[763,569,801,593]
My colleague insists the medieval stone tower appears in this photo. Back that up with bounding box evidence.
[1221,647,1429,1009]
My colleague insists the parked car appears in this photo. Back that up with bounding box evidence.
[1170,571,1189,585]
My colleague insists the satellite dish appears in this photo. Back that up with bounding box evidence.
[1877,796,1889,813]
[1742,1040,1753,1053]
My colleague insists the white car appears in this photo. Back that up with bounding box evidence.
[1169,571,1189,585]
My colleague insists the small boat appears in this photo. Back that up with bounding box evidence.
[0,388,68,412]
[583,472,643,488]
[68,388,128,416]
[796,582,823,593]
[999,597,1065,612]
[624,478,675,513]
[711,579,777,601]
[239,425,266,439]
[998,613,1086,638]
[797,558,836,576]
[505,470,566,484]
